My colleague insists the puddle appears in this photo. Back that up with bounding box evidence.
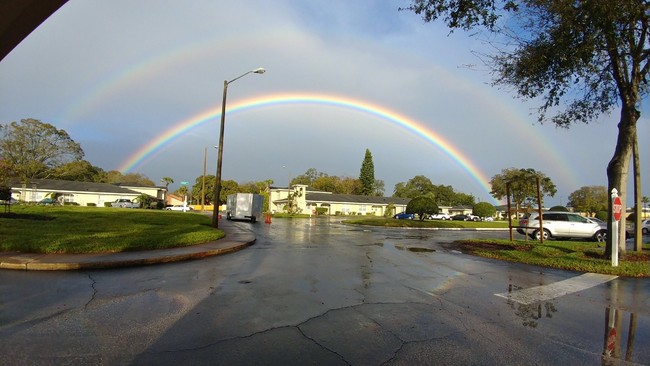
[407,247,436,253]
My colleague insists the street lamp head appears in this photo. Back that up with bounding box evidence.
[252,67,266,74]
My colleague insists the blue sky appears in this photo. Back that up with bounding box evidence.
[1,0,648,206]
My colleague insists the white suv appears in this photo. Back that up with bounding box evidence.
[518,211,607,242]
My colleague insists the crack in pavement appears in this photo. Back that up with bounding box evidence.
[83,273,98,310]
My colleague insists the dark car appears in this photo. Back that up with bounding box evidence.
[394,212,415,220]
[451,214,469,221]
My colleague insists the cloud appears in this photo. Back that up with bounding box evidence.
[0,0,647,204]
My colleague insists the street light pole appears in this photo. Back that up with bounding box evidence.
[212,68,265,228]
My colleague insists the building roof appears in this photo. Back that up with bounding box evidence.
[305,192,410,206]
[8,178,141,195]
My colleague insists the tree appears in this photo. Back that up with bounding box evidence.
[359,149,375,195]
[160,176,174,190]
[50,160,104,182]
[338,177,362,194]
[568,186,608,217]
[175,185,188,198]
[374,179,385,196]
[393,175,435,198]
[311,175,339,193]
[0,118,84,179]
[218,179,239,205]
[291,168,326,186]
[406,195,439,221]
[490,168,556,209]
[473,202,496,219]
[404,0,648,258]
[100,170,155,186]
[0,158,14,183]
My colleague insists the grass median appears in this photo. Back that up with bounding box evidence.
[0,205,224,254]
[344,217,649,277]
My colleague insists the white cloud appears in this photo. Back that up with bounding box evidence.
[0,0,647,204]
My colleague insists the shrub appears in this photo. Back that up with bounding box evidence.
[0,185,11,201]
[384,203,396,218]
[595,211,608,221]
[104,202,112,207]
[63,202,79,206]
[87,203,97,207]
[406,196,438,221]
[473,202,496,218]
[316,207,328,215]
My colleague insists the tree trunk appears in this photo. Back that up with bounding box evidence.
[632,130,642,252]
[605,105,638,258]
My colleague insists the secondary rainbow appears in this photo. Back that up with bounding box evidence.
[119,93,496,201]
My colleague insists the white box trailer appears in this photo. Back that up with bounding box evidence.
[226,193,264,223]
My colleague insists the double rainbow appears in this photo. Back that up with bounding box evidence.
[118,93,496,202]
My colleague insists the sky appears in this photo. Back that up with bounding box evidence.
[1,0,648,206]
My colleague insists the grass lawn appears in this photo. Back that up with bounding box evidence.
[344,217,648,277]
[0,205,224,254]
[452,239,649,277]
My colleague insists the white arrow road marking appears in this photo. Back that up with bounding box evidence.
[495,273,618,305]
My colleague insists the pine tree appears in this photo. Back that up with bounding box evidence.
[359,149,375,196]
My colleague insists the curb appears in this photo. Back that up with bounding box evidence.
[0,224,255,271]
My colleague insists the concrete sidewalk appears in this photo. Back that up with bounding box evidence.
[0,220,255,271]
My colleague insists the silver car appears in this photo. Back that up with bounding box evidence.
[517,211,607,242]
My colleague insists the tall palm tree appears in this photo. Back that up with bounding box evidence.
[160,176,174,190]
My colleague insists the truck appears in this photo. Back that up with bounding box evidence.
[226,193,264,223]
[111,198,139,208]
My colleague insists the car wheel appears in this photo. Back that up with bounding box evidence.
[643,228,649,235]
[533,229,550,241]
[593,230,607,242]
[474,217,480,222]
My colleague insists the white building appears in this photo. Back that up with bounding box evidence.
[7,178,166,206]
[268,184,410,216]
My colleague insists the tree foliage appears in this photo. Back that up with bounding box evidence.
[359,148,375,195]
[393,175,475,206]
[160,176,174,190]
[406,195,439,221]
[404,0,649,257]
[393,175,435,198]
[0,118,84,179]
[568,186,608,217]
[473,202,496,218]
[49,160,105,182]
[489,168,556,208]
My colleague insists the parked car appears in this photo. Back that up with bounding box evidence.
[641,220,650,235]
[38,198,59,205]
[111,199,139,208]
[517,211,606,241]
[451,214,480,221]
[482,217,494,222]
[625,219,649,237]
[165,205,193,212]
[429,213,451,220]
[394,212,415,220]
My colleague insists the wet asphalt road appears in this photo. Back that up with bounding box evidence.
[1,218,648,365]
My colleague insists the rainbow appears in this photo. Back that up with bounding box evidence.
[118,93,497,202]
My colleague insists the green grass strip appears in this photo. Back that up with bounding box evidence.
[0,205,224,254]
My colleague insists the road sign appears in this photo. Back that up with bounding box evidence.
[613,197,623,221]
